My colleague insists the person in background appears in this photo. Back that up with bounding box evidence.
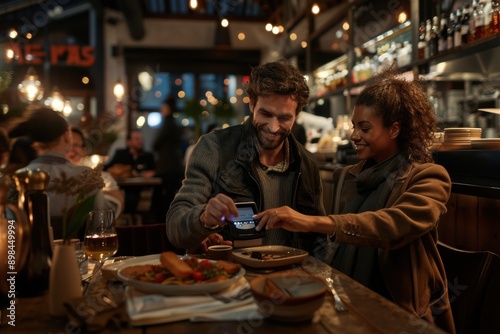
[166,59,326,255]
[67,126,124,217]
[151,96,184,223]
[1,137,37,175]
[104,129,155,214]
[0,128,9,170]
[254,71,455,333]
[8,107,117,239]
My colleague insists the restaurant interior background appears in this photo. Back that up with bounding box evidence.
[1,0,499,157]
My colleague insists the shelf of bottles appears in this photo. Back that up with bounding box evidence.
[418,0,500,66]
[310,21,412,99]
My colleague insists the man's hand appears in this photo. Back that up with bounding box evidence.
[200,233,232,253]
[200,193,239,229]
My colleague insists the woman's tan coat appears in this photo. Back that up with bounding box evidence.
[330,161,455,333]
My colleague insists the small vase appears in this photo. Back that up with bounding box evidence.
[49,244,83,317]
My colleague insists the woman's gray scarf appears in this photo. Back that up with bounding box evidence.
[331,153,408,290]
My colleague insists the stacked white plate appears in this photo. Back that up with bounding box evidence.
[471,138,500,150]
[442,128,482,150]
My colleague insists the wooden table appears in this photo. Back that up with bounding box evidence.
[0,256,447,334]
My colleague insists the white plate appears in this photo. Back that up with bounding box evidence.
[232,245,308,268]
[116,254,245,295]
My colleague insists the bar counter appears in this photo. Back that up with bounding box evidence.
[0,256,447,334]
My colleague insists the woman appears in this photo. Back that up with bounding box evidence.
[8,107,118,239]
[255,71,455,333]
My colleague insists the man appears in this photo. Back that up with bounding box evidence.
[67,126,124,217]
[151,96,184,222]
[166,59,326,257]
[105,130,155,213]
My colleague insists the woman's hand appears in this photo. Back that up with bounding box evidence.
[254,206,311,232]
[255,206,336,235]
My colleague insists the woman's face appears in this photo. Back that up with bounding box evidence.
[350,105,400,164]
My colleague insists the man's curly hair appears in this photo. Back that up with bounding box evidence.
[355,70,437,163]
[246,59,309,115]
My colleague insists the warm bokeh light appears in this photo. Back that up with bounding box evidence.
[113,82,124,101]
[290,33,297,41]
[77,103,84,111]
[181,118,190,126]
[236,88,243,96]
[230,96,237,103]
[154,90,163,98]
[398,12,407,24]
[26,33,32,39]
[188,0,198,10]
[175,78,183,85]
[200,99,208,107]
[205,91,213,98]
[343,22,349,30]
[223,78,230,85]
[201,110,209,117]
[243,96,250,104]
[221,19,229,27]
[82,76,89,84]
[278,25,284,33]
[8,28,17,39]
[6,49,14,59]
[178,91,186,98]
[311,4,320,15]
[238,33,245,40]
[272,26,279,34]
[265,23,272,31]
[62,100,72,117]
[301,41,308,48]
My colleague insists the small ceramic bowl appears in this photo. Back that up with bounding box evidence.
[249,271,327,322]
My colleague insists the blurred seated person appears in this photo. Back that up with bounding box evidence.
[0,128,9,170]
[1,137,37,175]
[104,129,155,214]
[8,107,118,239]
[67,126,124,217]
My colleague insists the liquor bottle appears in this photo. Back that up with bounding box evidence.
[476,0,487,40]
[447,12,456,49]
[438,14,448,53]
[491,1,500,34]
[429,16,439,56]
[461,3,471,44]
[425,19,432,58]
[418,21,427,59]
[470,0,479,41]
[454,8,463,47]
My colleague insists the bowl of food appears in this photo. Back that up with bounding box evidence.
[249,271,327,322]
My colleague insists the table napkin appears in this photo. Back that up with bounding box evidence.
[125,277,263,326]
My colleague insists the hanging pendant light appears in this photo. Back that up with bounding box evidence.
[44,86,65,112]
[17,66,44,103]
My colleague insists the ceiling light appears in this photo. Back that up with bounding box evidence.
[17,66,44,103]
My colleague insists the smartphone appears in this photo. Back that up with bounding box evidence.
[228,202,265,240]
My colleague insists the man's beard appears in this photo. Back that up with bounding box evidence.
[254,124,288,151]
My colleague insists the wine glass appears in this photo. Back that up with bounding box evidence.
[83,210,119,279]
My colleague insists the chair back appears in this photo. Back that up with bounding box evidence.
[115,223,184,256]
[437,241,500,334]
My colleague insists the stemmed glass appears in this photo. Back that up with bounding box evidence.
[83,210,119,280]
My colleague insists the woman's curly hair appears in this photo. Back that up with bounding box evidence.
[355,70,437,163]
[246,59,309,115]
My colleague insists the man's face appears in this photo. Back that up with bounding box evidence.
[250,95,297,151]
[128,131,143,151]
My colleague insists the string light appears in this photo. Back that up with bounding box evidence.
[17,66,44,102]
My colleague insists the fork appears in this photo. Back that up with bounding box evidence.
[325,277,347,312]
[209,287,252,303]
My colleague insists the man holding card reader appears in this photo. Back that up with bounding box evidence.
[166,59,325,255]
